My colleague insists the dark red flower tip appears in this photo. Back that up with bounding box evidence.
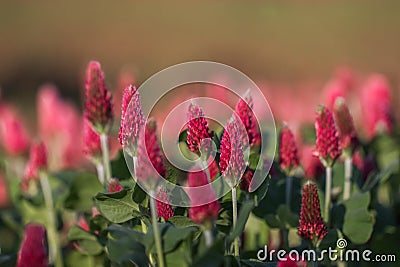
[16,224,48,267]
[235,92,261,147]
[333,98,359,156]
[118,85,144,150]
[84,61,113,133]
[314,105,341,167]
[279,125,300,175]
[186,103,211,154]
[156,189,174,221]
[219,116,246,186]
[298,181,328,243]
[108,178,124,193]
[136,119,166,187]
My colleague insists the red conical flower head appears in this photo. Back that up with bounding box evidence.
[186,103,211,154]
[279,125,300,175]
[84,61,113,133]
[108,178,124,193]
[235,92,261,147]
[156,189,174,221]
[16,224,48,267]
[83,118,102,160]
[298,181,327,245]
[333,97,358,157]
[314,105,341,167]
[118,85,144,152]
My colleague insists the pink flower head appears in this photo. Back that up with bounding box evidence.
[301,145,324,180]
[136,119,166,189]
[37,84,83,169]
[279,125,300,175]
[298,181,328,245]
[156,189,174,220]
[235,92,261,147]
[83,118,102,161]
[16,224,48,267]
[314,105,341,167]
[277,255,307,267]
[118,85,144,152]
[186,103,211,154]
[187,167,220,224]
[322,79,348,110]
[333,97,358,157]
[23,141,47,181]
[361,74,394,139]
[219,116,246,186]
[108,178,124,193]
[0,104,30,155]
[84,61,113,134]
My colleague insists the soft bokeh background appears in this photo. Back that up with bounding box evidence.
[1,0,400,109]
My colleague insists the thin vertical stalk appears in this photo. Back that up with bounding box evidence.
[343,157,352,200]
[39,172,63,267]
[100,134,111,186]
[204,229,213,247]
[95,163,105,186]
[285,176,293,209]
[324,167,332,223]
[232,186,239,256]
[149,190,165,267]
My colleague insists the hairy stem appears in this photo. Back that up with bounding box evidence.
[324,167,332,223]
[343,157,352,200]
[100,134,111,187]
[232,186,239,256]
[39,172,63,267]
[149,190,165,267]
[285,176,293,209]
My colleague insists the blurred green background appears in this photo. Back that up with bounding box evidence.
[1,0,399,102]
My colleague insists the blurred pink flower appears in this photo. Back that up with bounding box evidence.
[361,74,394,139]
[108,178,124,193]
[279,125,300,175]
[0,104,30,155]
[301,145,324,180]
[187,167,220,224]
[37,84,83,169]
[322,79,349,110]
[84,61,113,133]
[16,224,48,267]
[136,119,166,188]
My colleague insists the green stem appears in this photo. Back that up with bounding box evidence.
[343,157,352,200]
[324,167,332,223]
[232,186,239,256]
[100,134,111,187]
[149,190,165,267]
[204,229,213,247]
[285,176,292,209]
[39,172,63,267]
[95,163,105,186]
